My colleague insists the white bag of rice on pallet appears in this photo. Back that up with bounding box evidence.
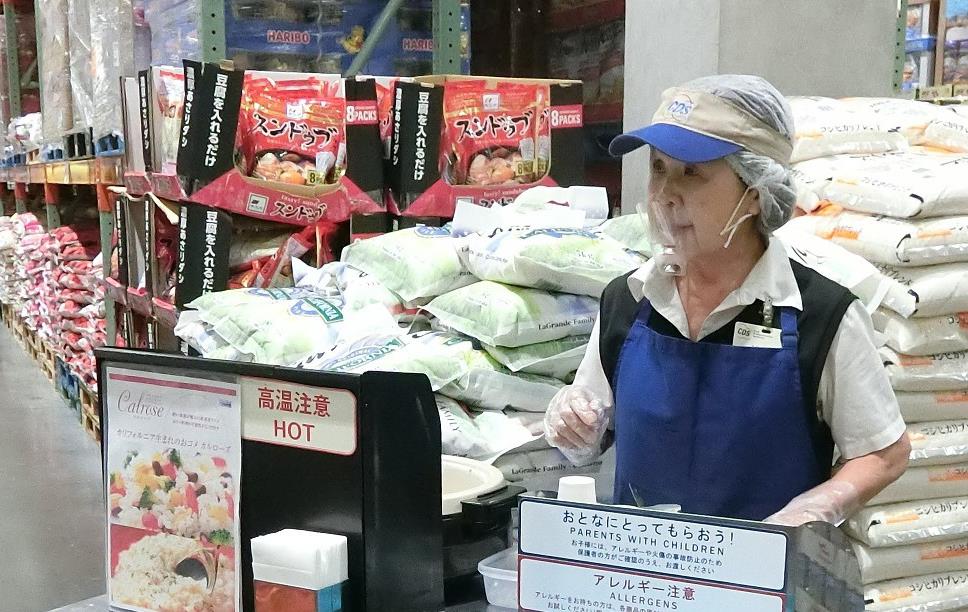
[846,496,968,548]
[463,228,646,298]
[790,157,847,213]
[341,226,475,302]
[923,114,968,154]
[865,570,968,611]
[853,536,968,585]
[876,263,968,318]
[897,390,968,423]
[426,281,598,348]
[820,151,968,219]
[871,463,968,505]
[873,310,968,356]
[789,97,908,163]
[882,348,968,392]
[775,226,915,317]
[840,97,949,145]
[786,208,968,267]
[907,420,968,466]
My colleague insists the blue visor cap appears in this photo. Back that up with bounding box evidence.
[608,123,743,163]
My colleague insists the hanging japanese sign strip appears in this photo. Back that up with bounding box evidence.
[517,497,789,612]
[239,377,357,455]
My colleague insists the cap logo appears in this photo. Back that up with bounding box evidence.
[667,94,695,123]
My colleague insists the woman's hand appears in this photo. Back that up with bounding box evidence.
[766,432,911,527]
[544,386,610,465]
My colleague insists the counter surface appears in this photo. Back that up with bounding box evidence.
[51,595,505,611]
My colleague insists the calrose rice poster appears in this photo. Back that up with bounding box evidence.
[104,367,242,612]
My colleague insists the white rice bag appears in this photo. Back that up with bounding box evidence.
[907,420,968,467]
[596,215,652,256]
[923,113,968,153]
[876,263,968,318]
[820,151,968,218]
[853,537,968,585]
[437,395,538,463]
[865,570,968,612]
[187,290,400,366]
[439,351,565,412]
[426,281,598,348]
[788,96,908,163]
[293,259,404,315]
[897,391,968,423]
[483,335,589,380]
[463,228,646,297]
[790,157,843,213]
[840,97,949,145]
[775,225,915,316]
[883,347,968,392]
[846,497,968,548]
[873,309,968,356]
[786,208,968,267]
[871,463,968,505]
[341,226,475,302]
[298,331,476,391]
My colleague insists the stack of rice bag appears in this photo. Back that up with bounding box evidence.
[175,210,652,487]
[0,214,44,307]
[785,96,968,611]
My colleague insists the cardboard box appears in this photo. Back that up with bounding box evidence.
[387,75,584,218]
[177,63,385,226]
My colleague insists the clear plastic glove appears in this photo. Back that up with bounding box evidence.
[544,385,610,466]
[764,480,861,527]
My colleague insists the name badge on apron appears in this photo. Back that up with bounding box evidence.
[733,322,782,349]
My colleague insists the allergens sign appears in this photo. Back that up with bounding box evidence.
[240,377,357,455]
[518,498,790,612]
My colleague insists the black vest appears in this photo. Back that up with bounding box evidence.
[598,260,856,471]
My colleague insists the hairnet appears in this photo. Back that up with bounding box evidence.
[681,74,797,237]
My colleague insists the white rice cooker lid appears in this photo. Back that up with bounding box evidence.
[441,455,506,516]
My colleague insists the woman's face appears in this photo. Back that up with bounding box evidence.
[647,149,759,260]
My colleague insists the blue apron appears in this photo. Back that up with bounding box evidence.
[612,300,829,520]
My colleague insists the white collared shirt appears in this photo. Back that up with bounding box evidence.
[573,238,906,460]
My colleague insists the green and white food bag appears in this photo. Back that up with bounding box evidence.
[439,350,565,412]
[187,289,399,366]
[483,335,589,380]
[437,395,537,463]
[426,281,598,347]
[596,215,652,257]
[298,331,477,391]
[293,259,404,315]
[463,228,646,297]
[341,225,475,302]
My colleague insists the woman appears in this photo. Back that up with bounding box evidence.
[544,75,910,525]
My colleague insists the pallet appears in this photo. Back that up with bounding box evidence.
[94,134,124,157]
[39,341,56,384]
[64,129,95,160]
[79,380,100,442]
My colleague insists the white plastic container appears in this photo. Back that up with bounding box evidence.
[478,547,518,609]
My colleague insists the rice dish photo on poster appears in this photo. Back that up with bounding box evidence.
[103,367,242,612]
